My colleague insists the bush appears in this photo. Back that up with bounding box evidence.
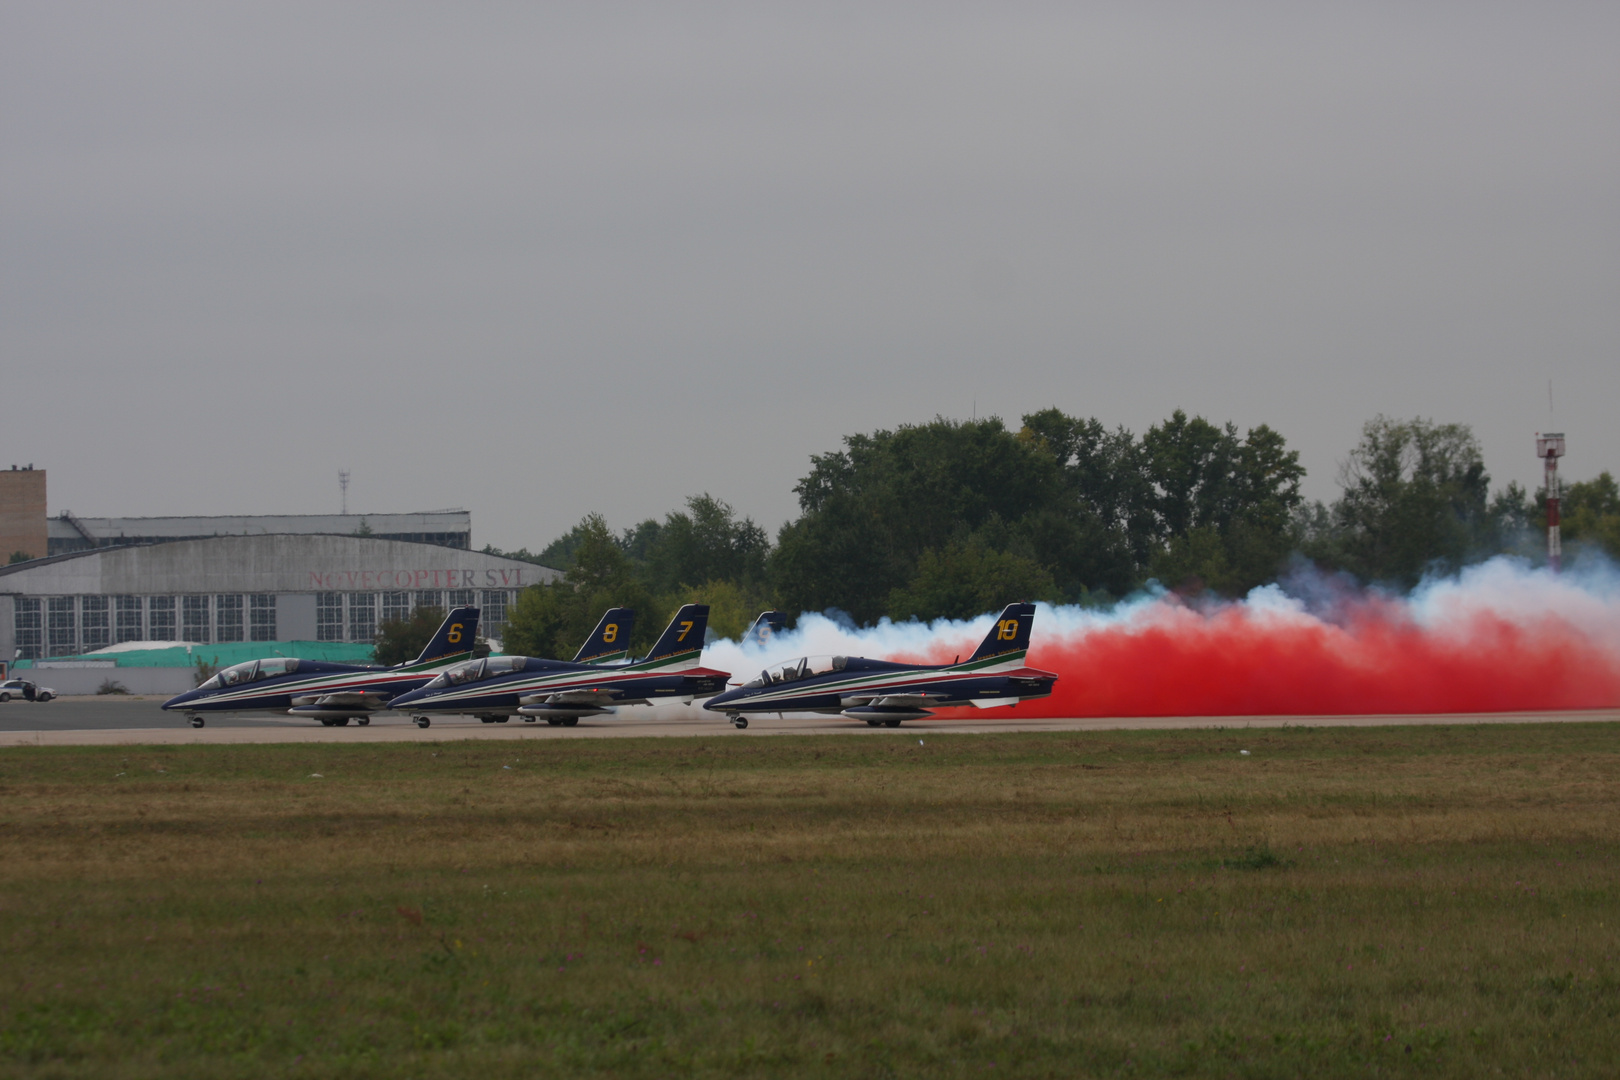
[96,678,130,695]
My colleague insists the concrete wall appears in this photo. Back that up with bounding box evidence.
[278,592,317,640]
[18,666,194,696]
[0,469,47,561]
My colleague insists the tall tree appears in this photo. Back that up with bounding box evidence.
[1561,472,1620,558]
[1318,416,1491,586]
[503,514,658,658]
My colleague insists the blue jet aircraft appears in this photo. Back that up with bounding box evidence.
[162,607,479,728]
[389,604,729,726]
[742,610,789,648]
[574,606,637,664]
[703,602,1057,728]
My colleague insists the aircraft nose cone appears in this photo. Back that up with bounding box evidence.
[160,692,193,711]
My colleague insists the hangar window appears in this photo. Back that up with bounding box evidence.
[215,595,244,642]
[81,596,110,650]
[348,593,376,643]
[14,598,42,660]
[47,597,76,656]
[182,595,211,644]
[381,592,410,625]
[414,591,442,614]
[148,596,176,640]
[448,589,475,610]
[482,590,509,637]
[115,596,143,643]
[249,595,276,641]
[316,593,343,641]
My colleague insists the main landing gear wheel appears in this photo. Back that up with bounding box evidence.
[188,716,204,728]
[546,718,563,726]
[561,717,579,727]
[414,716,431,729]
[732,717,748,729]
[884,719,902,728]
[357,717,370,726]
[866,719,882,727]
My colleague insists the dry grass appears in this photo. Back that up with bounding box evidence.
[2,724,1619,1077]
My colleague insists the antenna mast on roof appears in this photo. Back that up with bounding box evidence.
[339,470,350,516]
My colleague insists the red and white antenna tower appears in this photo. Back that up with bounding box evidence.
[1535,432,1565,572]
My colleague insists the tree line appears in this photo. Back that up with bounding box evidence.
[480,410,1620,657]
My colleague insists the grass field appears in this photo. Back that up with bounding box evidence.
[2,724,1618,1078]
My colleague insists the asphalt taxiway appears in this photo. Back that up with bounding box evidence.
[2,696,1615,747]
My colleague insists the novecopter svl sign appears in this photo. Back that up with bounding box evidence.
[306,568,535,591]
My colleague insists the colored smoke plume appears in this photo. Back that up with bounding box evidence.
[703,557,1620,717]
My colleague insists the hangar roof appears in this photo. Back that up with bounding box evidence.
[0,533,557,596]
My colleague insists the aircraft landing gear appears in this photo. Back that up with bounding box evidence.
[523,716,536,722]
[357,717,370,726]
[561,717,579,727]
[866,719,882,727]
[414,716,431,729]
[188,715,204,729]
[732,717,748,729]
[884,719,902,728]
[546,718,562,726]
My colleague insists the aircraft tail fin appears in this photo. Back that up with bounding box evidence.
[743,610,789,648]
[574,607,635,664]
[962,603,1036,668]
[413,606,480,666]
[636,604,710,670]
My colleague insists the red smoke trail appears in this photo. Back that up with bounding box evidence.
[908,594,1620,717]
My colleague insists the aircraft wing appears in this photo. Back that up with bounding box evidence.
[520,689,621,708]
[840,692,946,709]
[290,691,392,711]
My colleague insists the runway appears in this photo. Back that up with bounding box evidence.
[2,696,1616,747]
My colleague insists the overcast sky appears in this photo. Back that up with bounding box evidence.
[4,2,1616,550]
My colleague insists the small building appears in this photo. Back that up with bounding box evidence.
[1,466,48,562]
[1,533,558,663]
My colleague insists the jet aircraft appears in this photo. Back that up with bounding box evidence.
[575,607,636,664]
[389,604,729,726]
[162,607,479,728]
[742,610,789,648]
[703,602,1057,728]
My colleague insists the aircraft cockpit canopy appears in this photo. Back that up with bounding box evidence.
[744,654,847,688]
[198,657,302,691]
[433,656,527,688]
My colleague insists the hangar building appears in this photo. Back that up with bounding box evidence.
[1,534,558,662]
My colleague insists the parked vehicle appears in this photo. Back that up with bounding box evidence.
[0,678,55,703]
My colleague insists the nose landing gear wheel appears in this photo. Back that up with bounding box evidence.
[415,716,431,729]
[732,717,748,729]
[188,716,204,728]
[866,720,882,727]
[561,717,579,727]
[546,718,562,726]
[357,717,370,726]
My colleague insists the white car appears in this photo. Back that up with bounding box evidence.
[0,678,55,702]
